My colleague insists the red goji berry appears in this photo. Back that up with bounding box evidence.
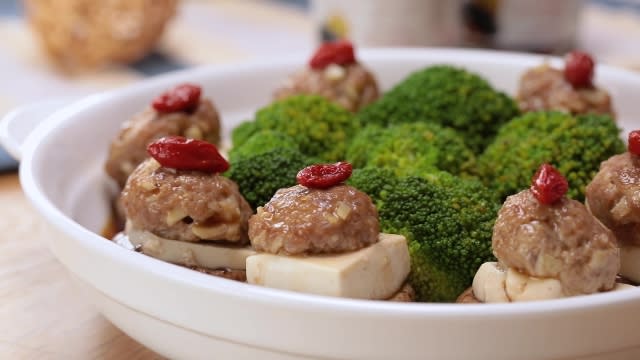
[152,83,202,113]
[147,136,229,173]
[309,40,356,70]
[564,51,595,88]
[296,161,353,189]
[530,163,568,205]
[629,130,640,156]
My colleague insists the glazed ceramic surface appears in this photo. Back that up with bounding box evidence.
[4,49,640,360]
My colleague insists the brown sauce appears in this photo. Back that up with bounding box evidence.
[101,199,125,240]
[99,197,249,282]
[101,213,121,240]
[616,275,640,286]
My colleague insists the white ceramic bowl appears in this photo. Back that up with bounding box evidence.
[3,49,640,360]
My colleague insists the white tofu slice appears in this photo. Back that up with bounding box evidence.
[504,267,564,302]
[127,226,255,270]
[614,283,636,291]
[472,262,509,303]
[620,246,640,283]
[473,262,565,302]
[246,233,410,300]
[472,261,637,304]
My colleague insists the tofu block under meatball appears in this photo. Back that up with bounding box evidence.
[492,190,619,296]
[466,262,635,304]
[247,182,410,300]
[126,223,255,271]
[473,262,564,302]
[246,233,410,300]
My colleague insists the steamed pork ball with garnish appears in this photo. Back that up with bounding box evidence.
[120,136,254,277]
[106,83,221,188]
[586,130,640,283]
[465,164,629,304]
[517,51,615,118]
[248,162,379,255]
[273,40,379,112]
[246,161,412,301]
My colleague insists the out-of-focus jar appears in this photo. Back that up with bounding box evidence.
[310,0,463,47]
[462,0,584,53]
[311,0,583,54]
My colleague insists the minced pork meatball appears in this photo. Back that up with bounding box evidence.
[586,152,640,246]
[105,98,221,187]
[248,184,379,255]
[122,158,252,244]
[517,64,615,118]
[492,189,619,295]
[273,63,379,112]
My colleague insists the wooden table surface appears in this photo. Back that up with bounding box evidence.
[0,173,161,359]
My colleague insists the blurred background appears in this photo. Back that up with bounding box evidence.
[1,0,639,171]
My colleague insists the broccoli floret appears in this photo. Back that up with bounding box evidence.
[227,148,314,209]
[231,120,259,148]
[345,125,386,168]
[357,65,519,152]
[347,122,476,177]
[251,95,359,162]
[477,111,625,202]
[379,172,499,302]
[347,167,398,209]
[228,130,298,163]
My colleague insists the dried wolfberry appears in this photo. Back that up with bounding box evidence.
[147,136,229,173]
[152,83,202,113]
[530,163,568,205]
[629,130,640,156]
[309,40,356,70]
[564,51,595,88]
[296,161,353,189]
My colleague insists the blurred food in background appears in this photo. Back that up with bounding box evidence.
[311,0,586,54]
[463,0,583,53]
[311,0,462,47]
[23,0,178,72]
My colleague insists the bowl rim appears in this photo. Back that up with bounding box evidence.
[18,47,640,318]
